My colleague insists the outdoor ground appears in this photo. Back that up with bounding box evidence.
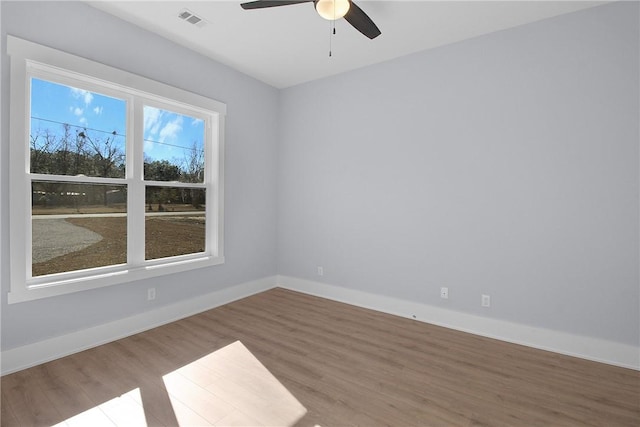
[32,216,205,276]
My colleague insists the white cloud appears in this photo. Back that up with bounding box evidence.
[191,118,203,126]
[144,106,162,136]
[79,117,88,125]
[93,106,103,115]
[73,107,84,116]
[70,87,93,106]
[159,116,183,142]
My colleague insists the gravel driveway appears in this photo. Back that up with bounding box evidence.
[32,218,103,263]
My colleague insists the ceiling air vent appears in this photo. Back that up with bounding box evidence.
[178,9,207,28]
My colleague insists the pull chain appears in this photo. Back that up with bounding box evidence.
[329,19,333,57]
[329,19,336,57]
[329,0,336,57]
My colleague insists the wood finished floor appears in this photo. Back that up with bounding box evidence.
[1,288,639,426]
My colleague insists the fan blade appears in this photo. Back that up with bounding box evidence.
[240,0,313,10]
[344,1,381,39]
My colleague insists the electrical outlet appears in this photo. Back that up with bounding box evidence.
[481,294,490,307]
[317,266,324,276]
[147,288,156,301]
[440,287,449,299]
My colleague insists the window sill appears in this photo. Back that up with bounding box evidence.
[8,255,225,304]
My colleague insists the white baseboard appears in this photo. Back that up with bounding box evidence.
[3,274,637,375]
[277,275,640,371]
[1,276,277,375]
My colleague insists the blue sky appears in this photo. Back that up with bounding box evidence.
[30,78,204,167]
[143,105,204,165]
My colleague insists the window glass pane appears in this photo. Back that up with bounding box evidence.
[145,186,205,260]
[32,181,127,277]
[30,78,126,178]
[143,106,205,183]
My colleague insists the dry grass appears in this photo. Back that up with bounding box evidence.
[145,217,205,260]
[32,216,205,277]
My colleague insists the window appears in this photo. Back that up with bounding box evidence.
[8,36,225,303]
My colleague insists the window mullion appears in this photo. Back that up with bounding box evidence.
[128,100,145,266]
[29,174,127,185]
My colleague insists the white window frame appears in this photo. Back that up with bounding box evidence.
[7,35,225,304]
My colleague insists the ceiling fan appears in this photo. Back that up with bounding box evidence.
[240,0,382,39]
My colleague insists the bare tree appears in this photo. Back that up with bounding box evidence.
[81,130,123,178]
[72,127,88,175]
[30,128,56,174]
[182,140,204,184]
[181,140,205,208]
[52,123,74,176]
[81,129,125,205]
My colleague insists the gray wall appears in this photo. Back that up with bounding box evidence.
[278,1,639,346]
[1,1,279,350]
[2,1,638,353]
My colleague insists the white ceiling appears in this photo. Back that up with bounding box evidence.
[89,1,606,89]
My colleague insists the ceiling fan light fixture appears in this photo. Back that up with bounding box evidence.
[315,0,350,21]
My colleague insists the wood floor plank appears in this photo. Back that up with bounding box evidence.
[29,363,97,423]
[1,369,63,427]
[1,287,639,426]
[0,385,21,427]
[161,370,235,424]
[97,389,148,427]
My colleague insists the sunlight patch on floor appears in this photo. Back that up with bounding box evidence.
[52,388,145,427]
[163,340,307,426]
[51,341,306,426]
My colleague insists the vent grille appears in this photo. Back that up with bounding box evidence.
[177,9,207,28]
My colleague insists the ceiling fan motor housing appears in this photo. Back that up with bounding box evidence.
[314,0,351,21]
